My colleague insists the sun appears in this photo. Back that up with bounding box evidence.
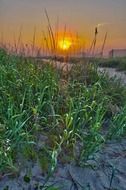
[58,39,72,51]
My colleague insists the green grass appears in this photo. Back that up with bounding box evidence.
[98,57,126,71]
[0,48,126,176]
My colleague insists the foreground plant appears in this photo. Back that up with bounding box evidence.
[0,49,126,176]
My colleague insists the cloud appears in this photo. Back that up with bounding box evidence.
[97,23,111,28]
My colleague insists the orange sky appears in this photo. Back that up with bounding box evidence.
[0,0,126,55]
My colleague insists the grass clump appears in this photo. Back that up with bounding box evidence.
[98,57,126,71]
[0,49,126,176]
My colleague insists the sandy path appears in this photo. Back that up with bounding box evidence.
[42,59,72,72]
[98,67,126,85]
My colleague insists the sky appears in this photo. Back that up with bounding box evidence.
[0,0,126,54]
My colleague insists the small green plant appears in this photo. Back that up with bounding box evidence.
[23,174,31,183]
[3,186,9,190]
[108,105,126,139]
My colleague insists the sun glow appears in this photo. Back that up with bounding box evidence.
[58,39,72,51]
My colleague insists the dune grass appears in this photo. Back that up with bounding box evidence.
[0,48,126,176]
[98,57,126,71]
